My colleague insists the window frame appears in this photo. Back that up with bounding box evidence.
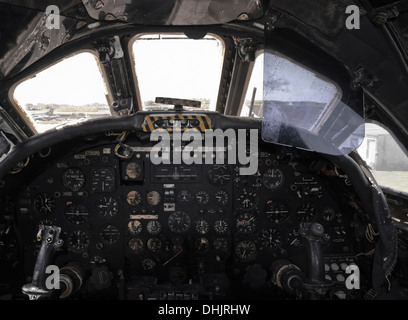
[9,49,112,135]
[128,32,226,111]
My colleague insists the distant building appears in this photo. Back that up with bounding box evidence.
[357,124,408,171]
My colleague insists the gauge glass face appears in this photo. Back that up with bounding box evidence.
[194,219,210,235]
[207,165,232,186]
[128,220,142,235]
[215,190,229,206]
[146,191,161,206]
[297,203,317,222]
[126,162,142,179]
[126,191,142,206]
[195,191,210,206]
[68,230,90,252]
[236,187,258,210]
[287,228,303,247]
[195,237,209,252]
[142,258,156,271]
[146,220,162,235]
[168,211,191,234]
[128,237,143,253]
[177,190,192,203]
[261,228,281,249]
[147,238,162,252]
[62,168,85,191]
[91,168,116,192]
[235,213,257,234]
[213,238,228,252]
[34,193,55,214]
[99,224,120,244]
[235,240,256,260]
[214,220,229,234]
[262,168,284,189]
[95,196,119,217]
[64,202,90,225]
[322,207,337,222]
[265,200,290,223]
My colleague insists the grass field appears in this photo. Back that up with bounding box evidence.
[372,171,408,193]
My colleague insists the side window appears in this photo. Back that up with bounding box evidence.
[357,123,408,193]
[13,52,111,133]
[240,52,263,117]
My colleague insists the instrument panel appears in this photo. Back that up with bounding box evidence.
[16,138,357,298]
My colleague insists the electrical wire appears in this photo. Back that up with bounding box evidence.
[113,131,133,159]
[10,157,30,174]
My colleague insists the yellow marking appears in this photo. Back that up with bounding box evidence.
[145,117,155,132]
[196,116,206,132]
[204,115,212,129]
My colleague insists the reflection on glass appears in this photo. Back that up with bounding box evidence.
[261,50,364,155]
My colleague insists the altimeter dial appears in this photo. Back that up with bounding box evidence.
[34,193,56,215]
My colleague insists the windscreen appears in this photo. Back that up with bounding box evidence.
[261,50,365,155]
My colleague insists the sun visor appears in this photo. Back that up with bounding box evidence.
[261,48,365,155]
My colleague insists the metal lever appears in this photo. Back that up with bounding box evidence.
[22,225,63,300]
[299,222,331,298]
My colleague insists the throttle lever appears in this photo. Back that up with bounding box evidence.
[22,225,63,300]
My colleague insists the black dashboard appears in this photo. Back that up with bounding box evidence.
[3,122,367,300]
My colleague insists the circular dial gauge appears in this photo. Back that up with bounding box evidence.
[297,203,318,222]
[34,193,56,214]
[263,168,284,189]
[213,238,228,252]
[215,190,229,206]
[147,238,162,252]
[195,237,209,252]
[99,224,120,244]
[125,162,142,179]
[235,240,257,261]
[261,228,282,249]
[146,191,161,206]
[128,220,142,235]
[235,213,257,234]
[95,196,119,217]
[287,228,303,247]
[68,230,90,252]
[236,187,259,210]
[169,267,187,284]
[177,190,192,203]
[214,220,229,234]
[168,211,191,234]
[64,202,89,225]
[126,191,142,206]
[265,200,290,223]
[91,168,116,192]
[146,220,162,235]
[195,219,210,235]
[195,191,210,206]
[142,258,156,271]
[128,237,143,253]
[62,168,85,192]
[322,207,338,222]
[207,165,232,186]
